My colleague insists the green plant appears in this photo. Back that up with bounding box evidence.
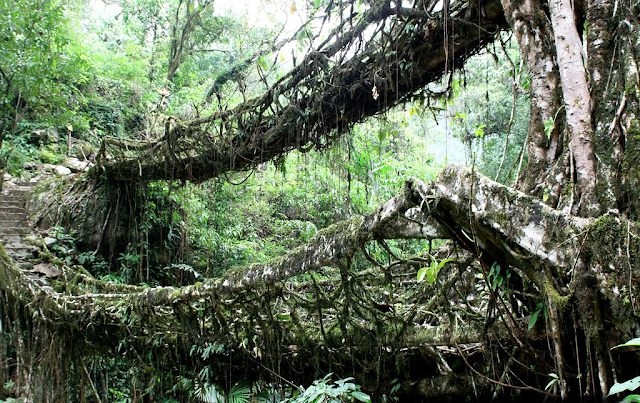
[49,226,78,262]
[608,338,640,401]
[545,372,560,392]
[177,377,250,403]
[487,262,511,291]
[526,302,547,330]
[284,374,371,403]
[417,257,453,285]
[39,145,60,164]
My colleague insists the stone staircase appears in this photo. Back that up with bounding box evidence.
[0,180,54,286]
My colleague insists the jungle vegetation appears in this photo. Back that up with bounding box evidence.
[0,0,639,401]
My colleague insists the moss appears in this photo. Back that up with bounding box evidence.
[39,145,60,164]
[543,275,570,311]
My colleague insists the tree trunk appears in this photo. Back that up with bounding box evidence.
[499,0,567,203]
[549,0,600,216]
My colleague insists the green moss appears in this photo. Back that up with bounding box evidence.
[39,145,60,164]
[543,275,570,311]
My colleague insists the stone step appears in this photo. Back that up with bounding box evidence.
[3,190,31,198]
[1,240,32,250]
[1,194,26,201]
[0,206,26,214]
[0,201,26,210]
[0,226,30,235]
[6,184,34,190]
[0,214,29,223]
[0,208,27,215]
[0,234,26,244]
[0,223,30,231]
[3,246,37,260]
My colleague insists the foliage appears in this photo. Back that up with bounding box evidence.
[447,36,530,184]
[284,374,371,403]
[609,338,640,401]
[0,0,93,143]
[417,257,453,285]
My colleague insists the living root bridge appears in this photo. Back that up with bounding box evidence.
[1,165,639,400]
[96,0,508,183]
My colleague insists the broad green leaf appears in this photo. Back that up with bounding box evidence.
[417,267,428,282]
[544,117,555,139]
[426,262,437,284]
[612,338,640,350]
[609,377,640,396]
[435,258,453,271]
[351,391,371,402]
[622,395,640,402]
[528,309,541,330]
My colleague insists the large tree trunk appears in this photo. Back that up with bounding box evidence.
[499,0,567,202]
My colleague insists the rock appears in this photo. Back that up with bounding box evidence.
[17,262,33,271]
[30,263,61,279]
[3,172,11,181]
[24,234,45,248]
[74,141,97,160]
[24,162,38,170]
[54,165,72,175]
[42,164,72,176]
[44,237,57,247]
[30,128,58,146]
[63,157,90,172]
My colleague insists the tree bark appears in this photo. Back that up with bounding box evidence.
[499,0,566,202]
[548,0,601,217]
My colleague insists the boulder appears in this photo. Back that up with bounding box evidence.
[42,164,72,176]
[63,157,91,172]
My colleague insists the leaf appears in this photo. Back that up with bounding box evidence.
[277,313,292,322]
[609,377,640,396]
[622,395,640,402]
[351,391,371,402]
[460,229,474,242]
[528,309,541,330]
[229,382,251,403]
[417,267,428,282]
[545,373,559,391]
[612,337,640,350]
[544,117,555,139]
[435,258,453,271]
[426,261,438,284]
